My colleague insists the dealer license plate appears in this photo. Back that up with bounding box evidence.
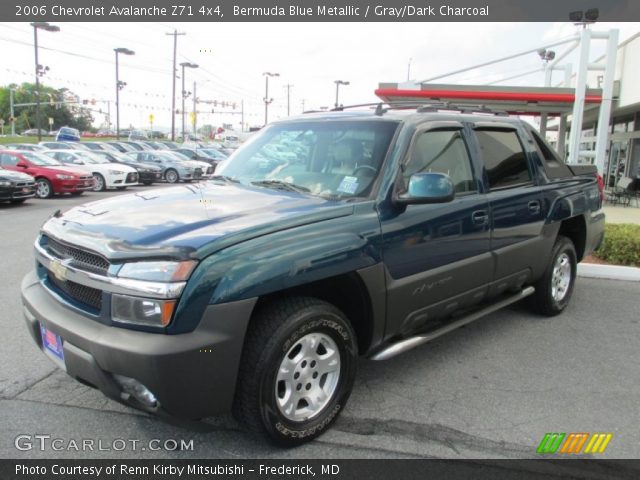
[40,324,65,363]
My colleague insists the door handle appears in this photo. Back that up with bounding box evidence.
[528,201,541,214]
[472,210,489,225]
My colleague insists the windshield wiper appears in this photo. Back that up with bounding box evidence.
[251,180,310,194]
[209,175,240,183]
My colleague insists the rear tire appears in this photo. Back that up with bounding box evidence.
[233,297,357,446]
[530,235,577,316]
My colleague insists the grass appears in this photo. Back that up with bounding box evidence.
[592,223,640,267]
[0,136,120,145]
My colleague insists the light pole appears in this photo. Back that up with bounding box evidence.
[31,22,59,142]
[263,72,279,125]
[180,62,198,140]
[114,48,134,140]
[334,80,350,109]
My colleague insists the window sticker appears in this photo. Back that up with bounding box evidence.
[337,176,359,194]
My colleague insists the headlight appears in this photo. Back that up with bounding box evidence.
[55,174,73,180]
[111,295,175,327]
[0,180,12,187]
[116,260,197,282]
[108,169,124,175]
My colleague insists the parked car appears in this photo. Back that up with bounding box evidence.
[21,128,48,136]
[128,130,149,141]
[104,142,136,153]
[4,144,46,152]
[43,150,139,191]
[91,151,163,185]
[39,141,85,151]
[0,165,36,203]
[163,151,214,177]
[175,147,226,165]
[120,141,148,151]
[56,127,81,142]
[0,150,93,198]
[157,141,180,150]
[20,108,605,446]
[124,151,200,183]
[77,142,119,153]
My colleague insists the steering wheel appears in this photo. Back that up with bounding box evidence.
[352,165,377,176]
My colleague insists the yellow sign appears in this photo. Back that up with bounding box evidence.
[148,114,155,123]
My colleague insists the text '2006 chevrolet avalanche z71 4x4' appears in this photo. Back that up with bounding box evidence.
[22,106,605,446]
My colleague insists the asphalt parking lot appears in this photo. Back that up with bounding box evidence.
[1,186,639,459]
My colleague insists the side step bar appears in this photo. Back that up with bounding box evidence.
[370,286,535,361]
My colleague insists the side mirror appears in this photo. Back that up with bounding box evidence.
[395,172,455,205]
[16,161,28,168]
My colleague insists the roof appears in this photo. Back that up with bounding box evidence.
[376,83,604,116]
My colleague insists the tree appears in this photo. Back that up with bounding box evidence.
[0,82,94,134]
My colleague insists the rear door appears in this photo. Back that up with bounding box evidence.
[470,124,546,295]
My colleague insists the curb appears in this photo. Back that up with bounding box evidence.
[578,263,640,282]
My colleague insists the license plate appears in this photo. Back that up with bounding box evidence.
[40,324,65,363]
[22,187,31,193]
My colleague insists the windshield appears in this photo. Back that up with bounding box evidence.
[21,152,63,166]
[216,120,399,198]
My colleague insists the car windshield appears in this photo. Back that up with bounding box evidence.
[216,120,399,199]
[21,152,63,166]
[84,154,110,164]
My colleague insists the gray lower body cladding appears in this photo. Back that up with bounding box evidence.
[21,270,256,420]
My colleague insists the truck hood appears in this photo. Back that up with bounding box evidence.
[41,182,353,261]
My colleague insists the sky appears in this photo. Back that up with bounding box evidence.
[0,21,639,132]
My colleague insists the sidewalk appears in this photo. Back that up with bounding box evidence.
[603,204,640,225]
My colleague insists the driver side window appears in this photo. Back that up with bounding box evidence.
[405,129,476,194]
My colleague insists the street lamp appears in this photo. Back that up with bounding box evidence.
[334,80,350,109]
[114,47,135,140]
[31,22,59,142]
[180,62,198,140]
[263,72,279,125]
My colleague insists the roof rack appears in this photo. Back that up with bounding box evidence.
[326,101,510,117]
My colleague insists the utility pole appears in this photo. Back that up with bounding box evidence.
[301,99,305,113]
[31,22,60,142]
[284,84,293,116]
[334,80,350,109]
[166,29,185,141]
[114,48,134,140]
[263,72,279,125]
[9,88,15,136]
[407,58,412,81]
[179,62,198,140]
[192,81,197,136]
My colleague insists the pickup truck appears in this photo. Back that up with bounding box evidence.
[21,107,605,446]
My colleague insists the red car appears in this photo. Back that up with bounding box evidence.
[0,150,95,198]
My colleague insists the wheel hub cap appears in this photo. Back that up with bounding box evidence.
[275,332,341,422]
[551,253,572,302]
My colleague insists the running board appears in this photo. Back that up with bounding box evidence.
[370,286,535,361]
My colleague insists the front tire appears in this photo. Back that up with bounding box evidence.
[530,235,577,316]
[233,297,357,446]
[35,178,53,199]
[165,169,179,183]
[93,173,106,192]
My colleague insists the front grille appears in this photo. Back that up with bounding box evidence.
[45,236,110,275]
[48,273,102,311]
[126,172,138,183]
[194,168,203,179]
[16,181,35,187]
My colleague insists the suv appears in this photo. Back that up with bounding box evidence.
[21,108,604,445]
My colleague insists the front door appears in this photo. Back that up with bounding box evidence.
[380,123,492,338]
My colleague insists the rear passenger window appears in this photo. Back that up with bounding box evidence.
[476,130,531,189]
[529,129,573,180]
[405,129,476,194]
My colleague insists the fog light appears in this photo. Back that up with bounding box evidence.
[113,374,158,408]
